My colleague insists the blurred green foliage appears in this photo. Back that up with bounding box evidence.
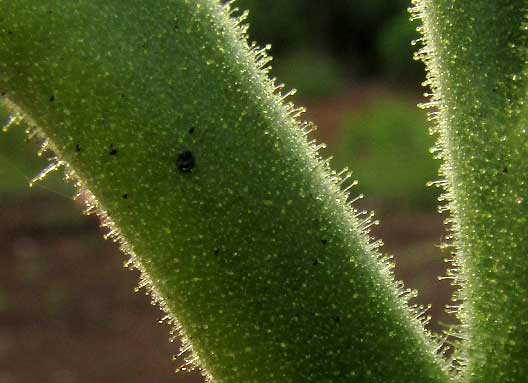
[238,0,415,77]
[274,49,347,101]
[333,100,440,210]
[377,11,422,79]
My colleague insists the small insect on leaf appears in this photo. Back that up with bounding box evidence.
[177,150,196,173]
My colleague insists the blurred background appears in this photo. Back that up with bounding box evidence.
[0,2,455,382]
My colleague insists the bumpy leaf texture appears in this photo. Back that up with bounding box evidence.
[416,0,528,381]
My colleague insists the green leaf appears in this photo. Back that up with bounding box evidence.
[416,1,528,381]
[1,1,449,382]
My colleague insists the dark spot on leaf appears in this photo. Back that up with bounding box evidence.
[122,193,128,199]
[177,150,195,173]
[109,144,118,156]
[0,91,6,96]
[503,166,508,173]
[49,95,55,102]
[7,31,13,35]
[214,248,220,255]
[75,144,81,153]
[321,239,328,245]
[333,316,341,324]
[312,259,319,266]
[189,127,195,135]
